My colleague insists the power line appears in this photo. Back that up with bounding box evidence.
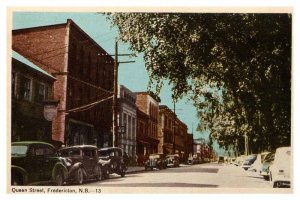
[15,50,114,95]
[66,95,113,113]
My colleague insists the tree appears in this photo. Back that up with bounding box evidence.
[106,13,291,152]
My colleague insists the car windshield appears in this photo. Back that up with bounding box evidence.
[58,148,80,156]
[12,145,28,156]
[98,150,110,156]
[149,155,160,159]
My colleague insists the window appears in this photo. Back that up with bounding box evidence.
[132,118,136,139]
[36,83,45,102]
[12,72,16,97]
[128,115,132,139]
[21,76,31,101]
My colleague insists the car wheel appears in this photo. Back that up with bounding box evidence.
[159,164,163,170]
[120,170,126,177]
[11,174,22,186]
[263,175,269,181]
[54,170,64,186]
[96,165,102,181]
[75,168,84,185]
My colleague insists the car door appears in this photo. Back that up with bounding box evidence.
[28,144,47,183]
[42,145,58,181]
[82,148,94,175]
[25,144,42,183]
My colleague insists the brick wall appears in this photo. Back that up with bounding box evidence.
[13,23,69,142]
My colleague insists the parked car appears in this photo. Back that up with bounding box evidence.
[261,152,275,180]
[269,147,291,188]
[58,145,103,184]
[234,155,246,166]
[187,156,195,165]
[145,153,167,170]
[11,141,68,186]
[229,157,236,165]
[98,147,127,177]
[166,154,180,167]
[218,156,225,164]
[249,152,270,172]
[242,154,257,171]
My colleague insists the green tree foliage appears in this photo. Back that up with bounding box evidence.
[107,13,291,152]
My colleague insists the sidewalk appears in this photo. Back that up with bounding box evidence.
[126,166,145,174]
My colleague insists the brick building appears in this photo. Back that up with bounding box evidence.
[158,105,190,162]
[175,118,188,161]
[135,92,160,157]
[12,19,114,147]
[158,105,176,155]
[184,133,194,160]
[11,50,56,143]
[117,85,137,157]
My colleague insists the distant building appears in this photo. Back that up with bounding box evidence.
[158,105,175,155]
[174,115,188,161]
[185,133,194,159]
[117,85,137,157]
[135,92,160,156]
[11,50,56,143]
[12,19,114,147]
[158,105,190,162]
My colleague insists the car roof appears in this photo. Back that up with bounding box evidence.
[12,141,55,148]
[59,145,98,150]
[98,147,123,151]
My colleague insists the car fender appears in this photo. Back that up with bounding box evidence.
[11,165,29,185]
[68,162,83,175]
[52,162,68,181]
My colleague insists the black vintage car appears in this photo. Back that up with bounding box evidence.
[98,147,127,177]
[166,154,180,167]
[11,141,68,186]
[145,153,167,170]
[58,145,103,184]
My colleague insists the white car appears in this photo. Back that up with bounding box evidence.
[249,151,270,173]
[269,147,291,188]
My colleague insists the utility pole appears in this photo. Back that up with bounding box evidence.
[113,39,119,147]
[112,38,135,148]
[173,100,176,154]
[245,133,249,156]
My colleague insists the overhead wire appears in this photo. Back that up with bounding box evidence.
[67,95,113,113]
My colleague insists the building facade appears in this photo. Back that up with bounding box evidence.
[12,19,114,147]
[158,105,190,162]
[11,50,55,143]
[184,133,194,160]
[158,105,175,155]
[135,92,160,158]
[118,85,137,157]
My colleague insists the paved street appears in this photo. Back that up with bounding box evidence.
[82,163,277,193]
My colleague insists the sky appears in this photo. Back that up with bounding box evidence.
[12,12,213,144]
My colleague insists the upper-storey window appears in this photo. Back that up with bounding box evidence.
[20,76,31,101]
[36,83,45,103]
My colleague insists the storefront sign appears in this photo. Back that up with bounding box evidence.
[44,104,57,121]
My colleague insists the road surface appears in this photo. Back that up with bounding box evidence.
[80,162,287,193]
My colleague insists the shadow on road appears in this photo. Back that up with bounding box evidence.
[99,182,218,188]
[155,167,219,174]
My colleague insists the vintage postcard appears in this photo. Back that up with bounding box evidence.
[7,6,293,194]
